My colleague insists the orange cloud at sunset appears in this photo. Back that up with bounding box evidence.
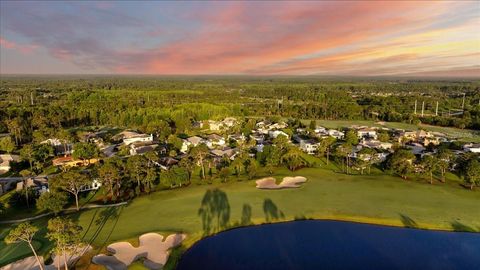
[1,1,478,76]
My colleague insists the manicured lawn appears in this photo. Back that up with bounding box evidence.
[1,165,479,268]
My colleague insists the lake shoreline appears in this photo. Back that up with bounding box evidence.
[169,215,479,270]
[176,219,480,270]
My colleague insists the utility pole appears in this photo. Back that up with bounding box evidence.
[435,101,439,116]
[421,101,424,117]
[414,100,417,115]
[30,91,34,106]
[462,93,465,111]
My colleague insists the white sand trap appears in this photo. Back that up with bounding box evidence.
[256,176,307,189]
[0,245,91,270]
[92,233,186,270]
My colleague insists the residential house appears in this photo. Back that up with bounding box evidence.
[158,157,179,170]
[406,143,426,155]
[129,142,158,155]
[180,136,205,153]
[52,156,99,168]
[250,133,265,144]
[360,139,393,150]
[206,134,226,148]
[0,154,20,174]
[398,129,433,143]
[293,135,318,154]
[268,130,289,139]
[327,129,345,139]
[16,176,49,194]
[463,143,480,153]
[269,122,288,130]
[357,128,378,140]
[116,131,153,145]
[228,134,246,144]
[41,138,73,156]
[222,117,237,128]
[207,120,223,131]
[210,147,238,164]
[314,126,327,134]
[79,179,102,192]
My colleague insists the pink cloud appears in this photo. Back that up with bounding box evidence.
[0,36,38,54]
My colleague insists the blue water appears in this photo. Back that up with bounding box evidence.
[177,220,480,270]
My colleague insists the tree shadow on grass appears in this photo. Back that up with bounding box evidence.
[263,199,284,222]
[451,221,477,232]
[198,188,230,236]
[82,206,124,270]
[399,214,418,228]
[240,204,252,226]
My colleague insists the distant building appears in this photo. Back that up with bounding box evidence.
[206,134,226,148]
[52,156,99,168]
[463,143,480,153]
[115,131,153,145]
[207,120,223,131]
[41,138,73,156]
[181,136,205,153]
[357,128,378,140]
[130,142,158,155]
[16,177,49,195]
[293,135,318,154]
[222,117,237,128]
[360,139,392,150]
[327,129,344,139]
[268,130,289,139]
[314,126,327,134]
[0,154,20,174]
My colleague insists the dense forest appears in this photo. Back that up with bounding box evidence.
[0,76,479,145]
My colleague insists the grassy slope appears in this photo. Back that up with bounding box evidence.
[1,165,479,268]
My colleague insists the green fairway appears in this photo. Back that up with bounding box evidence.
[2,166,479,268]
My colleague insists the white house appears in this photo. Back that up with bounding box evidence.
[327,129,344,139]
[360,139,392,150]
[268,130,289,139]
[293,135,318,154]
[79,179,102,192]
[357,128,378,140]
[300,140,318,154]
[117,131,153,145]
[463,143,480,153]
[407,143,426,155]
[314,126,327,134]
[206,134,226,148]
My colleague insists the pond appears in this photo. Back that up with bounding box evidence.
[177,220,480,270]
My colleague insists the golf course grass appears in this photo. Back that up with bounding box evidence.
[1,163,479,269]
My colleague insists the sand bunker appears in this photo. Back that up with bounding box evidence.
[256,176,307,189]
[0,245,91,270]
[92,233,186,270]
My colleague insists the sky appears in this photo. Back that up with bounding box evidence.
[0,1,479,76]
